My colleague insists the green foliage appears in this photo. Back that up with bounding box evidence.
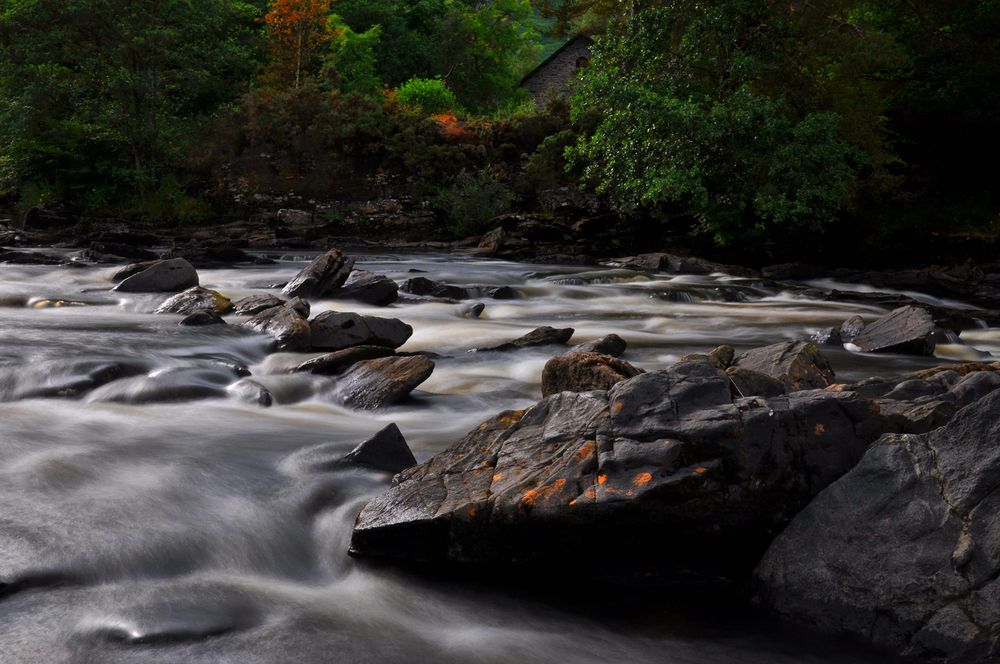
[395,78,460,115]
[570,1,896,245]
[436,168,515,236]
[0,0,261,212]
[325,19,384,96]
[335,0,538,111]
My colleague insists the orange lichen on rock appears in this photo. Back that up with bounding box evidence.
[597,474,608,485]
[520,478,567,507]
[576,441,596,461]
[612,402,624,413]
[694,467,708,475]
[633,472,653,486]
[467,507,477,517]
[815,423,827,435]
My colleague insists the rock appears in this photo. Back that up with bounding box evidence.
[286,296,311,317]
[309,311,412,352]
[0,250,66,265]
[233,294,285,316]
[477,326,575,352]
[541,352,643,397]
[458,302,485,319]
[331,355,434,410]
[329,270,398,306]
[849,305,937,355]
[227,379,273,407]
[349,356,887,573]
[731,341,835,391]
[707,345,735,369]
[725,367,787,398]
[476,227,505,256]
[400,277,517,301]
[341,424,417,474]
[113,258,199,293]
[241,305,311,351]
[85,366,241,404]
[0,358,150,401]
[840,315,865,340]
[87,241,157,262]
[281,249,355,299]
[111,260,158,283]
[621,253,757,278]
[755,390,1000,662]
[154,287,232,315]
[571,334,627,358]
[179,309,227,326]
[812,327,842,346]
[292,346,396,375]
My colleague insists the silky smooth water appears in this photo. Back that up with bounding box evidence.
[0,252,992,664]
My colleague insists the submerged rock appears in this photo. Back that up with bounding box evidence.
[341,424,418,474]
[154,286,232,315]
[477,326,575,352]
[457,302,486,319]
[85,366,243,404]
[755,390,1000,662]
[731,341,834,391]
[331,355,434,410]
[309,311,412,352]
[541,352,643,397]
[281,249,354,299]
[850,305,938,355]
[293,346,396,375]
[227,378,273,407]
[113,258,199,293]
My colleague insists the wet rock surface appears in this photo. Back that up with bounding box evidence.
[330,355,434,410]
[309,311,412,352]
[755,389,1000,662]
[571,334,628,358]
[730,341,835,391]
[850,305,939,355]
[333,270,399,306]
[341,423,418,474]
[401,277,517,301]
[281,249,354,299]
[113,258,199,293]
[240,305,312,351]
[292,346,396,375]
[155,286,232,316]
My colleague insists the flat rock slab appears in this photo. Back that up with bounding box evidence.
[233,294,285,316]
[293,346,396,375]
[113,258,199,293]
[477,326,575,352]
[851,305,937,355]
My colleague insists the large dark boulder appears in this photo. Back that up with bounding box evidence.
[401,277,517,301]
[309,312,412,352]
[349,356,886,572]
[333,270,399,306]
[476,326,574,352]
[241,305,311,351]
[731,341,834,391]
[541,352,643,397]
[850,305,938,355]
[281,249,355,299]
[330,355,434,410]
[755,389,1000,663]
[341,424,418,474]
[113,258,199,293]
[154,287,232,315]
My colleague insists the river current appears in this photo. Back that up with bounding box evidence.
[1,252,995,663]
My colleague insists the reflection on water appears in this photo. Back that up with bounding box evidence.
[0,252,987,663]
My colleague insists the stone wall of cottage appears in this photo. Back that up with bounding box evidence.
[521,38,592,105]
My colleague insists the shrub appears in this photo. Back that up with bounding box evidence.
[436,168,514,237]
[395,77,459,115]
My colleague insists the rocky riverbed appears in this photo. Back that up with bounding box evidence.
[1,245,998,663]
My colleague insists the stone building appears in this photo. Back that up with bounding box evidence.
[519,35,593,106]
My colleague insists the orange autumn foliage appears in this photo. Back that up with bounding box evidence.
[264,0,336,88]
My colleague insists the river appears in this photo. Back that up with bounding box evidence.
[1,252,994,663]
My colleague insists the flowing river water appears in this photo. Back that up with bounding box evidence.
[1,252,997,664]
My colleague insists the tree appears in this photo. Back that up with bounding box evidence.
[569,1,900,246]
[0,0,260,206]
[264,0,336,89]
[324,18,383,96]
